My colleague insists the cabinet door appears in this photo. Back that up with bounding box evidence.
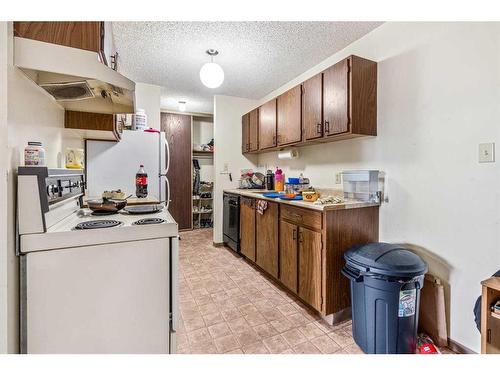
[258,99,277,150]
[277,85,302,146]
[240,198,256,262]
[298,227,322,311]
[256,201,279,278]
[249,108,259,152]
[323,58,350,136]
[14,22,103,53]
[241,113,250,153]
[279,220,298,292]
[302,73,323,140]
[161,113,192,230]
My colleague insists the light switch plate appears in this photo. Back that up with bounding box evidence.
[479,143,495,163]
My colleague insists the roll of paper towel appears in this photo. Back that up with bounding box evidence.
[278,149,299,160]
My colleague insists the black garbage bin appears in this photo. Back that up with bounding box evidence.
[342,243,427,354]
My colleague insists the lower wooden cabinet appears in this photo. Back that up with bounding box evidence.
[240,197,256,261]
[298,227,322,311]
[256,201,279,278]
[280,219,322,311]
[238,195,379,316]
[279,220,298,292]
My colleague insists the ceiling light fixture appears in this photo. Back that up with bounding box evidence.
[178,101,187,112]
[199,49,224,89]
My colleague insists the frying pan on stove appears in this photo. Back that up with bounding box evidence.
[87,198,128,214]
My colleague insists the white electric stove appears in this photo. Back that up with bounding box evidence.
[17,167,179,354]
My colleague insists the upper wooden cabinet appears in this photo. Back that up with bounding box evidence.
[258,99,277,150]
[241,55,377,154]
[277,85,302,146]
[248,108,259,152]
[241,113,250,153]
[242,108,259,154]
[323,56,377,137]
[302,73,323,141]
[14,22,117,68]
[64,110,121,141]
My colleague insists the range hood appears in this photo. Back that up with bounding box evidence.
[14,37,135,114]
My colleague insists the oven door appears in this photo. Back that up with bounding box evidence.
[223,193,240,252]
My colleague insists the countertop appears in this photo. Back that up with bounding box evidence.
[223,189,379,212]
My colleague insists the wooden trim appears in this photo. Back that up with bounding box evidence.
[213,242,225,247]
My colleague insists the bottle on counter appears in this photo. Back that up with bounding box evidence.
[265,169,275,190]
[136,165,148,198]
[24,141,46,166]
[275,167,284,192]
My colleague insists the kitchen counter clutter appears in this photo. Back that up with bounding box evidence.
[224,187,380,319]
[223,188,379,211]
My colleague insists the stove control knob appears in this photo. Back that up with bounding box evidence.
[47,185,60,195]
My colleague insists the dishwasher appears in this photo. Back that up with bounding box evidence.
[223,192,240,253]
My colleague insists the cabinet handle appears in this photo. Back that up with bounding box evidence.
[292,229,297,240]
[324,121,330,134]
[487,328,492,343]
[272,135,276,145]
[316,123,322,134]
[298,231,303,243]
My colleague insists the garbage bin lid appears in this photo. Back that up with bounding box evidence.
[344,243,427,278]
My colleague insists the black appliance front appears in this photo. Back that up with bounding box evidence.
[223,193,240,253]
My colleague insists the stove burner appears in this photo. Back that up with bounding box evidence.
[74,220,122,230]
[133,218,165,226]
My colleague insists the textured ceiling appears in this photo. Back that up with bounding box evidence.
[113,22,382,114]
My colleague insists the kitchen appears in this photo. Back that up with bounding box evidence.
[1,5,500,371]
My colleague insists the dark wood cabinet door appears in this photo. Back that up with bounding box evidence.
[240,198,256,262]
[161,113,192,230]
[258,99,277,150]
[241,113,250,154]
[302,73,323,140]
[323,58,350,136]
[298,227,322,311]
[277,85,302,146]
[14,22,103,53]
[249,108,259,152]
[279,220,298,293]
[256,201,279,278]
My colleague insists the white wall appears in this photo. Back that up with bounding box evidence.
[0,21,9,355]
[135,82,161,130]
[213,95,258,243]
[256,22,500,352]
[1,22,84,353]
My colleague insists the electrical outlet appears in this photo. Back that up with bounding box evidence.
[479,143,495,163]
[335,172,342,184]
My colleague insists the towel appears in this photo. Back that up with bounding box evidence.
[256,200,268,215]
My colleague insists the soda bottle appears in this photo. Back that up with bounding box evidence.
[136,165,148,198]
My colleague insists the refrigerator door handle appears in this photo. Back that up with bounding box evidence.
[159,132,171,208]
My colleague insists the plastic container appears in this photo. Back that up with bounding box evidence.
[342,243,427,354]
[24,142,46,166]
[133,109,148,131]
[274,168,284,192]
[287,177,300,184]
[65,148,84,169]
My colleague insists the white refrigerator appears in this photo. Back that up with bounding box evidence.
[86,130,170,205]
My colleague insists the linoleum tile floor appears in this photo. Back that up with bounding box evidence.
[176,229,455,355]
